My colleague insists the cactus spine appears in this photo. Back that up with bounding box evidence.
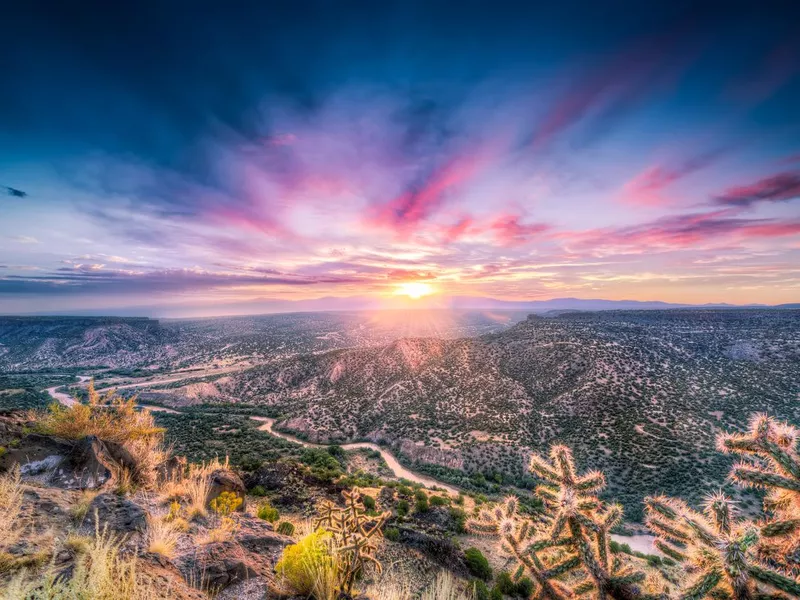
[645,492,800,599]
[717,413,800,570]
[468,444,647,600]
[314,486,390,595]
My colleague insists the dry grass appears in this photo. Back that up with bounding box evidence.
[33,382,167,490]
[198,516,238,545]
[64,533,92,555]
[0,467,23,552]
[147,516,181,559]
[419,571,471,600]
[184,457,228,520]
[70,489,99,523]
[35,381,164,445]
[364,574,412,600]
[0,526,161,600]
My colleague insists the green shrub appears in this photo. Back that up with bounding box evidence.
[415,495,429,513]
[449,507,467,533]
[495,571,515,595]
[362,494,376,511]
[301,448,341,471]
[429,495,448,507]
[464,547,492,581]
[472,579,490,600]
[490,586,503,600]
[515,577,534,598]
[396,499,409,517]
[277,521,295,536]
[249,485,266,497]
[257,502,280,523]
[384,527,400,542]
[275,530,333,596]
[647,555,663,568]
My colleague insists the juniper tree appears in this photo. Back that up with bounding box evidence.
[645,492,800,599]
[717,414,800,570]
[468,445,648,600]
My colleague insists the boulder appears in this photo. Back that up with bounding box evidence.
[85,493,147,535]
[179,541,258,592]
[1,433,72,478]
[207,469,246,511]
[157,455,186,483]
[236,519,292,557]
[396,526,468,576]
[50,436,113,489]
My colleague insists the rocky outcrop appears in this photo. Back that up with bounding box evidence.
[2,432,140,491]
[1,433,72,478]
[49,436,114,489]
[395,526,468,576]
[207,469,246,511]
[179,541,259,592]
[85,493,147,535]
[236,519,292,557]
[244,460,343,510]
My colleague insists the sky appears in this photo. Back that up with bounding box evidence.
[1,1,800,315]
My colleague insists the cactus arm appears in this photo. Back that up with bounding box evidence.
[680,571,723,600]
[747,564,800,596]
[731,465,800,493]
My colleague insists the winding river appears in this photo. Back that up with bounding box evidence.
[45,376,658,554]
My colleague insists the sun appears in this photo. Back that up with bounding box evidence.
[394,282,435,299]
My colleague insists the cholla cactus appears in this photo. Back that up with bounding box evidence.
[717,414,800,567]
[314,487,390,595]
[532,445,645,600]
[467,494,577,600]
[468,445,646,600]
[645,492,800,599]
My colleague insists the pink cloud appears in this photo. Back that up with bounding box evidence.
[490,214,550,246]
[561,209,800,253]
[440,216,476,243]
[622,149,728,206]
[368,151,490,235]
[714,171,800,207]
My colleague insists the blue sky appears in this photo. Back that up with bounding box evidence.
[1,1,799,314]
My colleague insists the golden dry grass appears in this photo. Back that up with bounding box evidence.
[147,516,181,559]
[0,526,163,600]
[0,467,23,553]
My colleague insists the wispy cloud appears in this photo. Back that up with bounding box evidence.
[714,171,800,207]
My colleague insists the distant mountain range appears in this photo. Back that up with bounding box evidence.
[13,295,796,318]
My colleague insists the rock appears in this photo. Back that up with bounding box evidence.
[103,439,139,474]
[378,486,396,507]
[414,506,453,531]
[20,455,64,476]
[244,461,343,510]
[207,469,246,511]
[1,433,72,477]
[137,553,209,600]
[236,519,292,557]
[49,436,113,489]
[85,493,147,535]
[396,526,467,576]
[157,455,186,482]
[3,433,133,490]
[180,541,258,592]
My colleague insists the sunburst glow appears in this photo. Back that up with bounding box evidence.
[394,282,435,299]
